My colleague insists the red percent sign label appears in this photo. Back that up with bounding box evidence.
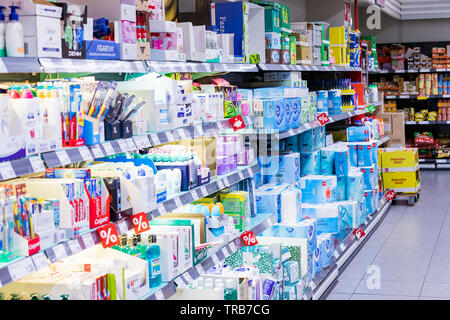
[97,223,120,248]
[229,115,246,132]
[240,230,258,246]
[131,212,150,235]
[353,227,366,240]
[385,190,397,201]
[317,113,330,125]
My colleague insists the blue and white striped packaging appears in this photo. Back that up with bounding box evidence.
[300,151,320,177]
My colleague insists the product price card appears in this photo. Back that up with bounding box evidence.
[29,156,46,173]
[0,162,15,181]
[133,136,146,149]
[125,138,136,150]
[82,233,95,248]
[53,244,68,261]
[31,252,49,270]
[79,146,93,161]
[8,259,36,282]
[90,145,104,159]
[55,150,71,165]
[102,142,115,156]
[68,239,82,255]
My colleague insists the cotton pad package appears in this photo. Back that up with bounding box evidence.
[301,203,339,234]
[300,151,320,177]
[299,175,337,204]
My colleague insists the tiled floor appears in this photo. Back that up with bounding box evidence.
[326,170,450,300]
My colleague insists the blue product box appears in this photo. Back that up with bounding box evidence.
[313,245,322,275]
[320,148,335,175]
[364,189,375,215]
[265,32,282,49]
[357,142,374,167]
[285,135,300,153]
[302,203,339,234]
[274,99,286,131]
[291,97,301,128]
[338,201,360,230]
[347,126,371,142]
[299,175,337,204]
[284,98,293,130]
[335,150,350,176]
[347,142,358,167]
[336,176,346,201]
[299,130,317,153]
[360,166,377,190]
[316,90,328,113]
[268,152,301,184]
[346,171,364,201]
[255,183,289,216]
[85,40,120,60]
[318,233,334,268]
[300,151,320,177]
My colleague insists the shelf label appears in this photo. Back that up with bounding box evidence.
[240,230,258,246]
[352,227,366,240]
[399,95,409,99]
[0,162,15,180]
[367,104,376,113]
[140,136,151,148]
[436,159,447,164]
[82,233,95,248]
[419,121,429,124]
[68,239,82,255]
[317,113,330,125]
[29,156,45,173]
[79,146,93,160]
[102,142,115,156]
[55,150,71,165]
[53,244,67,261]
[31,252,49,270]
[125,138,136,150]
[8,259,36,282]
[130,212,150,235]
[117,139,128,152]
[417,95,428,100]
[90,145,104,159]
[97,224,120,248]
[229,115,246,132]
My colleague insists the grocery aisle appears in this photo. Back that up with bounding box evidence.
[326,170,450,300]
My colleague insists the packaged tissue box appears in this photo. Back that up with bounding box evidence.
[280,187,302,224]
[255,183,289,217]
[298,175,337,204]
[346,169,364,201]
[360,166,377,190]
[267,152,301,184]
[338,201,361,230]
[301,203,339,234]
[318,233,334,268]
[335,149,350,176]
[320,148,336,175]
[357,142,374,167]
[313,245,322,276]
[336,176,346,201]
[300,151,320,177]
[347,126,371,142]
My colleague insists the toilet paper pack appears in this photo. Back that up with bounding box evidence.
[300,151,320,177]
[299,175,337,204]
[301,203,339,234]
[357,142,374,167]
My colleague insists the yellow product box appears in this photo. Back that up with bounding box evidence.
[382,170,421,193]
[192,194,218,205]
[219,191,250,231]
[330,26,347,45]
[330,45,348,66]
[380,148,419,171]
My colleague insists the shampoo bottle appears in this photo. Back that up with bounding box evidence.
[145,235,162,288]
[5,6,24,57]
[0,6,5,57]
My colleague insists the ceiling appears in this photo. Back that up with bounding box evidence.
[359,0,450,19]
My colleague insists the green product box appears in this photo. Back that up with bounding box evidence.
[225,245,274,275]
[290,35,296,65]
[264,7,281,33]
[280,4,290,29]
[219,191,250,231]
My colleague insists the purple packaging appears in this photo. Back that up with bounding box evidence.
[262,278,277,300]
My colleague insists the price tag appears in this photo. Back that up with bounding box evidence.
[229,115,246,132]
[240,230,258,246]
[436,159,447,164]
[154,290,164,300]
[68,239,82,255]
[130,212,150,235]
[183,272,193,284]
[195,264,205,275]
[90,145,104,159]
[133,136,145,149]
[29,156,45,173]
[55,150,71,165]
[399,95,409,99]
[82,233,95,248]
[352,227,366,240]
[32,252,49,270]
[103,142,115,156]
[211,254,220,265]
[116,220,129,235]
[141,135,151,148]
[97,224,120,248]
[419,121,428,124]
[53,244,67,261]
[317,113,330,125]
[117,139,128,152]
[8,258,36,282]
[0,162,15,180]
[417,95,428,100]
[125,138,136,150]
[79,146,93,160]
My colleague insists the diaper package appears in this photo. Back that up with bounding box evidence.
[300,151,320,177]
[298,175,337,204]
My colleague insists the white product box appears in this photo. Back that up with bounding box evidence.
[149,20,177,33]
[21,13,62,58]
[177,22,206,62]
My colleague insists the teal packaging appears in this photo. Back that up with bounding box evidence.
[300,151,320,177]
[320,148,336,175]
[291,97,301,128]
[283,260,299,285]
[336,176,346,201]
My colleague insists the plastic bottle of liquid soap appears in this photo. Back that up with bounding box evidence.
[5,6,24,57]
[0,6,6,57]
[145,235,162,288]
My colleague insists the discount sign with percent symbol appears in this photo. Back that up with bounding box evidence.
[317,113,330,125]
[97,223,120,248]
[240,231,258,246]
[131,212,150,235]
[385,190,397,201]
[352,227,366,240]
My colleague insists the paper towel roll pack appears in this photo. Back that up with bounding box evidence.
[320,148,336,175]
[360,166,377,190]
[347,126,371,142]
[300,151,320,177]
[301,203,339,234]
[346,170,364,201]
[299,175,337,204]
[280,187,302,224]
[335,149,350,176]
[357,142,374,167]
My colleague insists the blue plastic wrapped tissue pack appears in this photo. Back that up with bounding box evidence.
[336,176,346,201]
[301,203,339,234]
[318,233,334,268]
[346,169,364,201]
[360,165,377,190]
[291,98,301,128]
[335,149,350,176]
[299,129,317,153]
[299,175,337,204]
[357,142,374,167]
[347,142,358,167]
[313,245,322,275]
[300,151,320,177]
[347,126,371,142]
[255,183,289,217]
[364,189,375,215]
[316,90,328,113]
[267,152,301,184]
[338,200,360,230]
[320,148,335,175]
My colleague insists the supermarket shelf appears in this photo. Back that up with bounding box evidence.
[377,136,391,146]
[277,107,368,140]
[304,196,392,300]
[0,57,42,73]
[406,121,450,125]
[0,164,260,290]
[258,64,362,72]
[385,94,450,100]
[370,68,450,74]
[149,163,260,219]
[419,158,450,169]
[143,213,278,300]
[39,58,148,74]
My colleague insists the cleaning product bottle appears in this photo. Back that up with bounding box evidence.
[5,6,24,57]
[145,234,161,288]
[0,6,6,57]
[224,279,237,300]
